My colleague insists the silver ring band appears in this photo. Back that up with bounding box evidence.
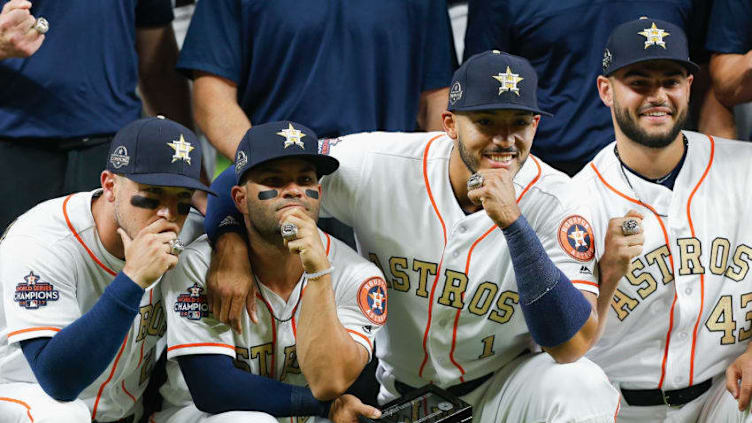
[33,17,49,34]
[169,239,185,256]
[467,173,484,191]
[280,223,299,241]
[621,218,641,236]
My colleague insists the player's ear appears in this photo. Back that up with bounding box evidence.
[231,184,249,215]
[596,75,614,107]
[442,111,458,139]
[101,171,117,202]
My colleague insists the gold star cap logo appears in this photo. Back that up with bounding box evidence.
[167,134,195,165]
[277,123,306,149]
[638,22,670,49]
[492,66,524,96]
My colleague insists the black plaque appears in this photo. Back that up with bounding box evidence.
[359,384,472,423]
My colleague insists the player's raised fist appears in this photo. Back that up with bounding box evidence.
[466,168,521,228]
[598,209,645,289]
[280,208,330,275]
[0,0,45,60]
[120,219,180,288]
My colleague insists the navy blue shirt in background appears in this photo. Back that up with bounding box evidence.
[0,0,173,139]
[464,0,709,173]
[177,0,456,138]
[706,0,751,55]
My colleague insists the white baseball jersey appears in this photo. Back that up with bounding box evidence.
[318,131,599,389]
[0,190,183,422]
[159,232,387,422]
[576,131,752,391]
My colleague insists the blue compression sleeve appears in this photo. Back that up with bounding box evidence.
[502,216,592,347]
[205,165,246,245]
[178,354,331,417]
[20,272,144,400]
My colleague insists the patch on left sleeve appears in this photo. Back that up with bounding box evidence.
[14,271,60,309]
[557,215,595,262]
[357,277,388,325]
[174,283,209,320]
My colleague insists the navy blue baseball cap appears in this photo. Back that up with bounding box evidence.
[234,121,340,184]
[106,116,215,194]
[602,17,699,76]
[447,50,552,116]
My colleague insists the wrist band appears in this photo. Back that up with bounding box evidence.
[305,266,334,280]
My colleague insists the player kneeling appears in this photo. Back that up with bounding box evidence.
[153,122,386,423]
[0,117,213,423]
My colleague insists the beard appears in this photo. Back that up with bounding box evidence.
[457,135,480,174]
[245,198,319,244]
[614,100,688,149]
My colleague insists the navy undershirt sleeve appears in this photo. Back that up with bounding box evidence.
[20,272,144,401]
[502,216,592,347]
[204,166,246,245]
[178,354,330,417]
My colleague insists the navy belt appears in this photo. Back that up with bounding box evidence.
[621,378,712,407]
[394,372,494,398]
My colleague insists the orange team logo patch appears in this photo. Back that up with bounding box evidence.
[357,277,388,325]
[557,215,595,262]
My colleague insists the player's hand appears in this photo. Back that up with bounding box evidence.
[726,347,752,411]
[466,168,521,228]
[598,210,644,289]
[120,219,180,288]
[207,232,258,333]
[280,208,330,275]
[0,0,44,60]
[328,394,381,423]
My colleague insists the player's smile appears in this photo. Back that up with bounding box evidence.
[448,109,539,177]
[604,60,692,149]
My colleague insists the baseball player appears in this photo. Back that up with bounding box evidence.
[152,122,385,423]
[0,117,213,423]
[575,17,752,422]
[204,51,621,422]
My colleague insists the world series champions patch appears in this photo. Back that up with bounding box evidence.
[174,283,209,320]
[14,271,60,309]
[357,277,388,325]
[558,215,595,262]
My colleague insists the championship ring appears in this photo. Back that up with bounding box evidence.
[359,384,472,423]
[169,239,185,256]
[33,17,49,34]
[280,223,299,241]
[621,218,641,236]
[466,173,484,191]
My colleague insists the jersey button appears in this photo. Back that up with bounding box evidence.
[676,332,688,342]
[674,376,683,385]
[684,287,692,295]
[458,225,467,233]
[452,251,460,258]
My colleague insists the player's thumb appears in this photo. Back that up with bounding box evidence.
[727,366,741,398]
[246,293,258,324]
[624,209,644,220]
[117,228,132,249]
[359,404,381,419]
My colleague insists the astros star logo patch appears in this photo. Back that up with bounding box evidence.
[277,123,306,149]
[638,22,670,49]
[357,277,388,325]
[492,66,524,96]
[167,134,195,165]
[557,215,595,262]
